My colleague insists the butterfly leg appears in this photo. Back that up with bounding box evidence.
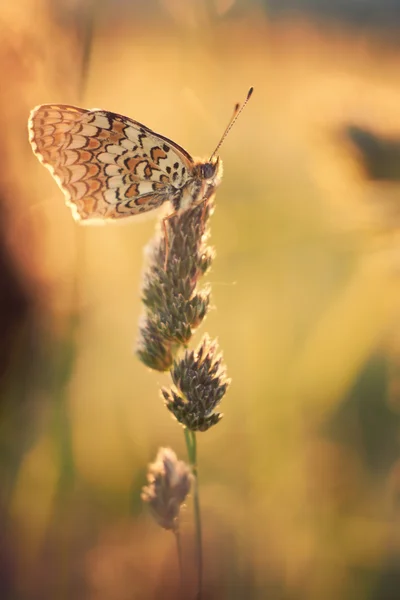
[200,197,209,230]
[162,211,178,270]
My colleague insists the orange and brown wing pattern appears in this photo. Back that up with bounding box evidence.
[28,104,194,221]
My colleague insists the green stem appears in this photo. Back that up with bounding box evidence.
[184,428,203,599]
[78,0,97,101]
[174,524,183,591]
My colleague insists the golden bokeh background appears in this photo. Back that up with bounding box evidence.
[2,1,400,598]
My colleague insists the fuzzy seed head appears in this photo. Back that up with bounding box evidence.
[141,447,192,530]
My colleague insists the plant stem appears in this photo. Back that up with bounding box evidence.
[174,524,183,592]
[184,428,203,599]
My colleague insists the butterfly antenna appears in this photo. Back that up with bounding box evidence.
[209,87,254,161]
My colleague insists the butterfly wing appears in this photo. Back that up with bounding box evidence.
[28,104,195,221]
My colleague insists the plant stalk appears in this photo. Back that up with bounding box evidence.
[174,524,183,592]
[184,428,203,599]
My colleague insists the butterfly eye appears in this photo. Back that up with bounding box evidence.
[201,161,217,180]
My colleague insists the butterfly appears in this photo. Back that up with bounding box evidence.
[28,88,253,262]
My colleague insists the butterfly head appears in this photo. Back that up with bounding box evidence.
[197,155,223,185]
[175,156,223,213]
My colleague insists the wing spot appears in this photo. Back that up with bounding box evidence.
[86,163,100,177]
[97,130,111,140]
[53,132,65,145]
[88,179,101,193]
[135,161,148,178]
[125,183,140,198]
[137,132,146,148]
[150,146,168,164]
[86,137,101,150]
[125,156,142,172]
[78,150,92,162]
[82,196,97,214]
[135,196,151,206]
[113,120,127,135]
[153,182,167,191]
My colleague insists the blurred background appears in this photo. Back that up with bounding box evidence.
[3,0,400,598]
